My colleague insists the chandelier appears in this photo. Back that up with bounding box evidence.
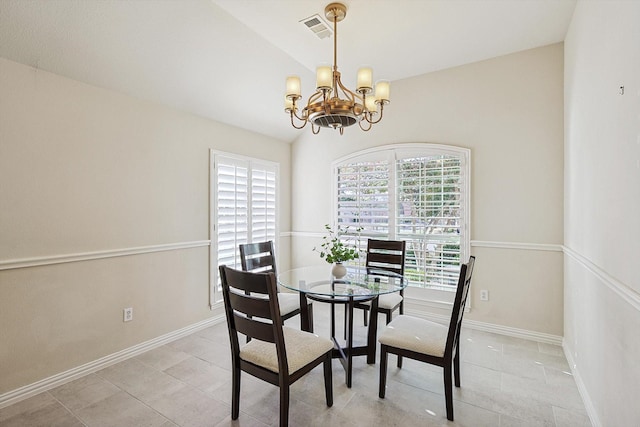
[285,2,390,135]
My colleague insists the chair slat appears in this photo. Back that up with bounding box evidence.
[234,313,275,343]
[245,255,275,272]
[229,291,272,319]
[368,240,405,251]
[224,267,271,295]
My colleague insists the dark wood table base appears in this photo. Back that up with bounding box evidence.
[301,292,379,388]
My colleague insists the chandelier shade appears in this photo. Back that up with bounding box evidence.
[285,2,390,135]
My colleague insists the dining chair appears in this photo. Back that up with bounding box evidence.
[378,256,475,421]
[219,265,334,427]
[349,239,406,334]
[239,241,314,332]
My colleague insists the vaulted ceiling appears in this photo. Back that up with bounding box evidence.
[0,0,577,143]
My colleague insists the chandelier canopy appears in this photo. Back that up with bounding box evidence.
[285,2,390,135]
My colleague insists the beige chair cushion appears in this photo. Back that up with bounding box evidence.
[378,315,448,357]
[240,327,333,374]
[360,293,403,310]
[278,292,301,316]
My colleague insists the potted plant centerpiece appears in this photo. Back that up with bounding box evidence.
[314,224,361,278]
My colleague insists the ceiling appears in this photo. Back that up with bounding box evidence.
[0,0,577,143]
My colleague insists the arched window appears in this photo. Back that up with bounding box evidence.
[334,143,470,291]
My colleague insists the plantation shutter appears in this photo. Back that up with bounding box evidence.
[336,160,390,253]
[215,156,249,271]
[213,153,279,301]
[396,155,462,288]
[251,166,277,242]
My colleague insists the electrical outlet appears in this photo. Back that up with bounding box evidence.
[480,290,489,301]
[123,307,133,322]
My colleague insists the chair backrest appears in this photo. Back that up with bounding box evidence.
[444,256,476,358]
[365,239,406,275]
[239,241,277,275]
[219,265,289,372]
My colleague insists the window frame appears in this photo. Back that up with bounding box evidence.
[332,143,470,302]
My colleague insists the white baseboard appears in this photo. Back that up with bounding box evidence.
[0,315,226,409]
[405,307,563,345]
[563,341,600,427]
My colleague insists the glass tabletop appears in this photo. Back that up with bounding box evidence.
[278,265,407,298]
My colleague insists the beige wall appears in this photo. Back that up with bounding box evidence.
[0,58,291,395]
[291,44,565,337]
[564,1,640,425]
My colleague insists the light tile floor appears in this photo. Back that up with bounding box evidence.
[0,303,592,426]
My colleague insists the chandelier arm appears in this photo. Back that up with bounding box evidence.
[358,118,373,131]
[367,103,385,124]
[309,90,323,105]
[311,122,321,134]
[335,75,357,103]
[289,111,308,129]
[290,107,307,122]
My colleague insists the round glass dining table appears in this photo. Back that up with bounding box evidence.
[278,265,407,388]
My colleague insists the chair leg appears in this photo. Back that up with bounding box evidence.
[279,385,290,427]
[379,345,388,398]
[397,354,403,368]
[343,307,347,340]
[454,348,461,387]
[231,366,240,420]
[363,307,368,326]
[444,363,454,421]
[323,353,333,407]
[307,303,314,333]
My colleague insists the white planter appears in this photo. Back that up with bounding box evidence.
[332,263,347,279]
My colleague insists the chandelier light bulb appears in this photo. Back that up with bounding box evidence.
[316,66,333,90]
[357,67,373,93]
[375,80,390,103]
[285,76,301,98]
[365,96,378,113]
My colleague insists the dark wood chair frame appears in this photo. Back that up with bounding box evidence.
[239,240,314,332]
[349,239,406,334]
[378,255,475,421]
[219,265,333,427]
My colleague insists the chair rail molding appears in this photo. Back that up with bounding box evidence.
[563,245,640,311]
[0,240,211,271]
[289,231,562,253]
[471,240,562,252]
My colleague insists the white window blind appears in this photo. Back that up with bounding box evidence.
[251,167,277,242]
[396,155,463,288]
[212,153,278,302]
[334,145,469,290]
[216,160,249,271]
[337,160,390,237]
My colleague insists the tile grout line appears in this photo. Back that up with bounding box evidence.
[46,391,88,427]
